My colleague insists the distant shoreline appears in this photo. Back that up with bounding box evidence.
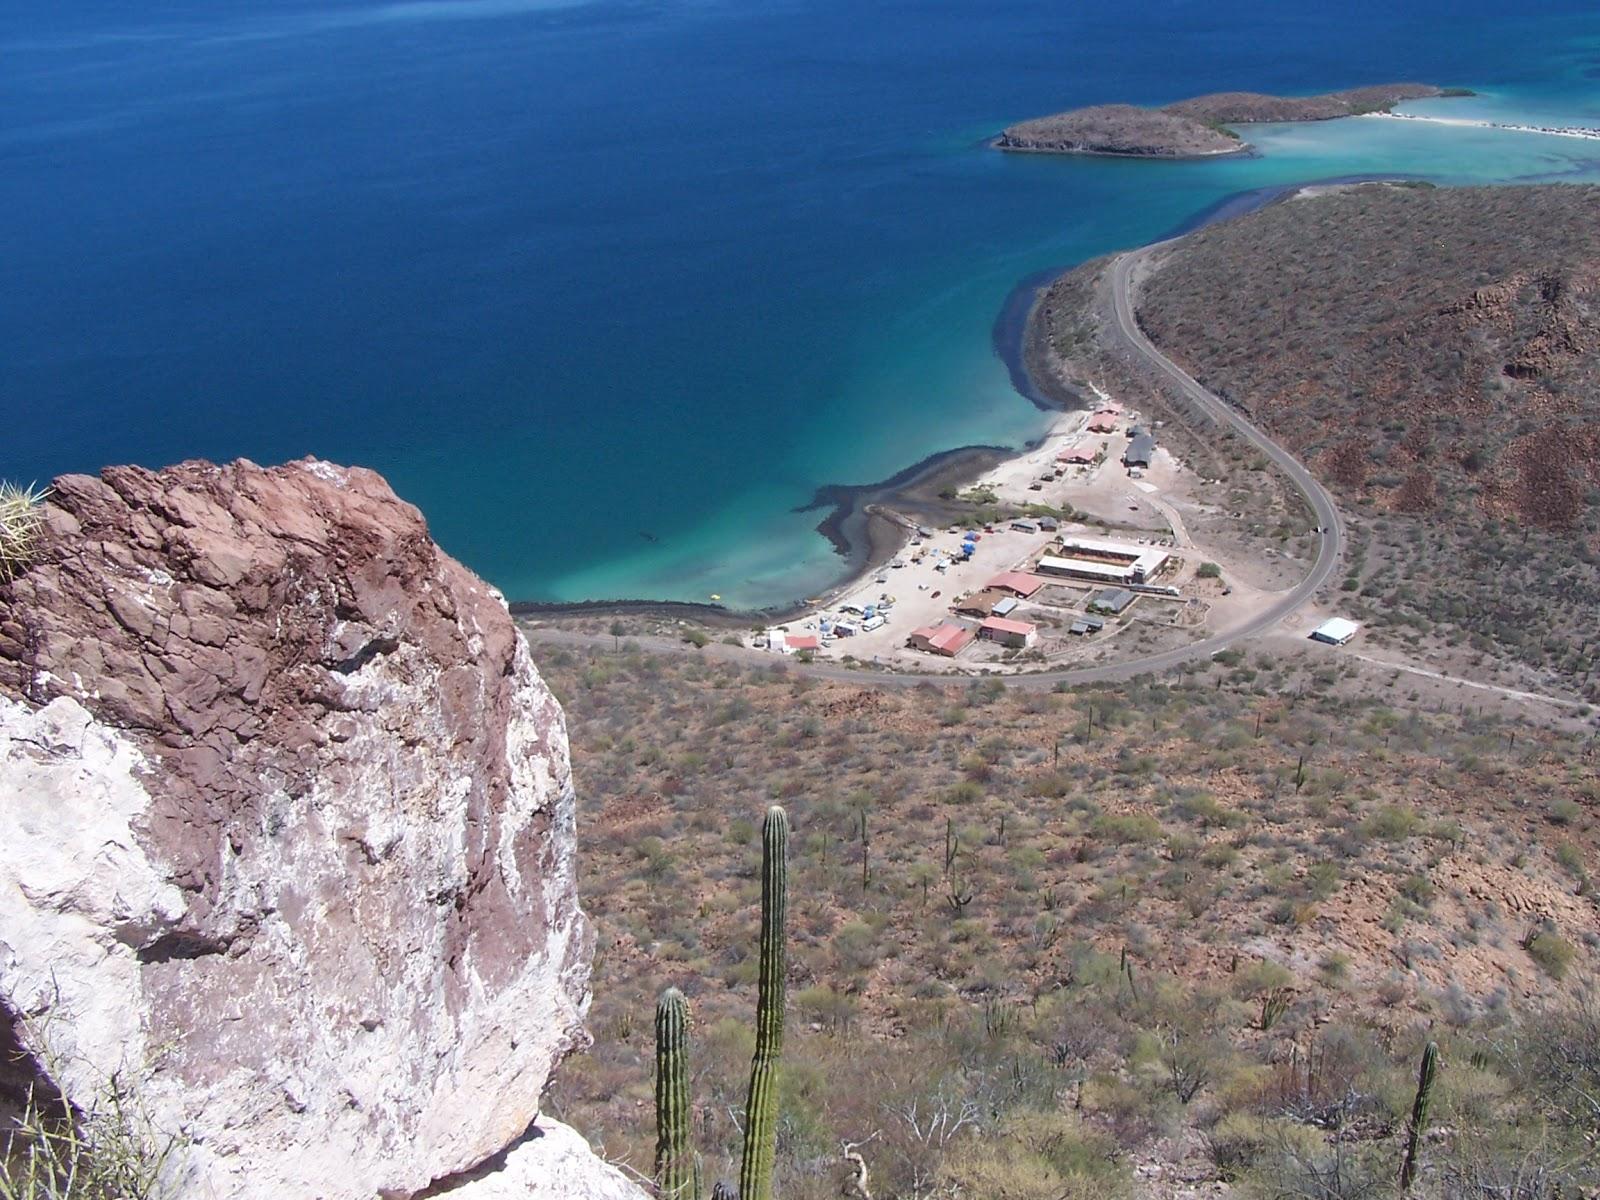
[1360,111,1600,142]
[995,83,1465,159]
[514,177,1420,627]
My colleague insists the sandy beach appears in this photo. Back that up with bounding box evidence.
[1361,111,1600,142]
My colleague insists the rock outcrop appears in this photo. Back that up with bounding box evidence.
[0,459,644,1200]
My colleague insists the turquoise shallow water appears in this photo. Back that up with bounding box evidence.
[5,2,1600,608]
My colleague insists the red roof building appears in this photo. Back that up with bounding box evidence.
[1086,409,1120,433]
[908,623,975,657]
[986,571,1045,598]
[978,616,1038,648]
[786,634,820,652]
[1055,442,1097,464]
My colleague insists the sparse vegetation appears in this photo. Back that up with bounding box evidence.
[537,643,1599,1199]
[0,1071,175,1200]
[1042,185,1600,695]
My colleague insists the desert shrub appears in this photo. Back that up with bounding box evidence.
[1204,1112,1323,1181]
[939,1111,1129,1200]
[1548,797,1582,825]
[1552,840,1585,878]
[1361,804,1421,840]
[1237,1126,1386,1200]
[1524,929,1575,979]
[1090,813,1162,845]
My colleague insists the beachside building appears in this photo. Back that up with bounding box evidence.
[978,616,1037,648]
[1037,535,1168,586]
[1124,433,1156,468]
[985,571,1045,598]
[1310,617,1360,646]
[787,634,821,653]
[954,588,1010,618]
[908,622,975,657]
[1055,442,1097,464]
[1087,409,1120,433]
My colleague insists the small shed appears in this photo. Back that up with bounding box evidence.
[1087,587,1136,615]
[1310,618,1360,646]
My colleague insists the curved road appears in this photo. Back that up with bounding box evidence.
[528,243,1344,690]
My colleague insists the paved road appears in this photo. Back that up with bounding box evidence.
[528,243,1344,690]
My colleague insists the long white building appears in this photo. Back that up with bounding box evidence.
[1037,535,1168,585]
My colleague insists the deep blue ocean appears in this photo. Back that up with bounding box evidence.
[6,1,1600,608]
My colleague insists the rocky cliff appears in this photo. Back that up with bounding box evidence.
[0,458,645,1199]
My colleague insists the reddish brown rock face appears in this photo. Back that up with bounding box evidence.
[0,459,611,1198]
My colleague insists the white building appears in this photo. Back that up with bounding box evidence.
[1310,618,1360,646]
[1037,535,1168,585]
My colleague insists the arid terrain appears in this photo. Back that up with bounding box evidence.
[539,640,1598,1200]
[1033,183,1600,699]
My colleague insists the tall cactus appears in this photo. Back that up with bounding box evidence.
[654,988,695,1200]
[738,805,789,1200]
[1399,1040,1439,1192]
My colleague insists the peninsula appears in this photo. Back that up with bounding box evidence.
[997,82,1463,157]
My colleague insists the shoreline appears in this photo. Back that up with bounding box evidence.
[1360,111,1600,141]
[990,136,1254,162]
[515,173,1420,630]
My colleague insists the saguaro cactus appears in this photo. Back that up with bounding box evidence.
[654,988,695,1200]
[738,805,789,1200]
[1399,1040,1439,1192]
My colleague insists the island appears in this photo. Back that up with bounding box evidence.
[996,83,1467,158]
[995,103,1244,158]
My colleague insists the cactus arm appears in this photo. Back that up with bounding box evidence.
[1399,1040,1439,1192]
[738,806,789,1200]
[654,988,694,1200]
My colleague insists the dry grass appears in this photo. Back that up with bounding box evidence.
[1,1081,175,1200]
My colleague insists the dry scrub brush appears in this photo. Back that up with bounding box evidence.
[1,1078,175,1200]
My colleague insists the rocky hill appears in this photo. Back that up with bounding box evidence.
[996,104,1242,158]
[0,459,644,1200]
[1165,83,1451,123]
[1032,183,1600,694]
